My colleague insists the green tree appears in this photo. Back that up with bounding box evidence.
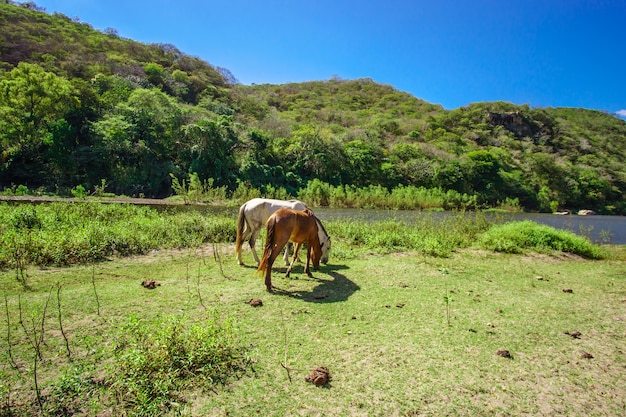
[181,115,238,187]
[275,124,346,185]
[465,150,505,204]
[91,88,183,196]
[0,62,78,165]
[344,139,383,186]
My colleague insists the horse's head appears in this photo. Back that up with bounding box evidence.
[314,218,331,265]
[319,235,331,265]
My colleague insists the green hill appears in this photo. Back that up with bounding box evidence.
[1,1,625,213]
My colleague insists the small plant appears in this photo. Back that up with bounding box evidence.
[10,206,42,230]
[15,184,30,196]
[44,366,100,416]
[170,172,191,204]
[70,185,87,199]
[92,179,111,197]
[231,180,262,203]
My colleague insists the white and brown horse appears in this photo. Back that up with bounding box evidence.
[236,198,330,266]
[256,207,330,292]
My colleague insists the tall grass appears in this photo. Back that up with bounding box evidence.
[0,202,236,269]
[4,307,250,416]
[0,202,608,275]
[328,211,491,257]
[479,220,607,259]
[106,313,249,416]
[298,179,480,210]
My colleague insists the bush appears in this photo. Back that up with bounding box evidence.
[479,221,606,259]
[109,313,249,415]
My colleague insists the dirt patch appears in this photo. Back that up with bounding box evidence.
[519,251,586,263]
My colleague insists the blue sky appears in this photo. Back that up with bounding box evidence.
[31,0,626,116]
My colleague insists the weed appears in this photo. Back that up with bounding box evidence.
[70,185,87,199]
[109,313,250,415]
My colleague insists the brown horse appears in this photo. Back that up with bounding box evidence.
[256,208,326,292]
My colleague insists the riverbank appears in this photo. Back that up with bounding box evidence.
[0,195,181,205]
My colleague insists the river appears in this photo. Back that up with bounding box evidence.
[309,208,626,245]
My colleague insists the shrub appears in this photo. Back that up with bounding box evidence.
[109,313,249,415]
[479,220,606,259]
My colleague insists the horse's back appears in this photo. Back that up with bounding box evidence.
[243,198,307,224]
[270,208,318,242]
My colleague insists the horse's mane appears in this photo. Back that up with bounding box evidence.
[312,214,328,238]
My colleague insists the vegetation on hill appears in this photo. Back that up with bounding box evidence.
[1,1,625,213]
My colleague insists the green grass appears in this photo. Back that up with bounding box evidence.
[1,243,625,416]
[0,202,236,269]
[0,202,623,415]
[479,220,607,259]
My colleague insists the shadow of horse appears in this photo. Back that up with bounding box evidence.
[271,264,359,303]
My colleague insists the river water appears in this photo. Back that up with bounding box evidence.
[308,208,626,245]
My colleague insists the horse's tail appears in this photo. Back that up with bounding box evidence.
[235,203,247,257]
[256,216,276,275]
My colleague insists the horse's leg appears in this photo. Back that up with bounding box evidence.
[283,242,293,266]
[266,241,287,291]
[285,243,302,278]
[239,227,252,265]
[287,242,304,264]
[264,267,273,292]
[237,224,251,266]
[304,244,313,278]
[249,227,261,265]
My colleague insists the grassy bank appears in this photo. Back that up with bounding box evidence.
[1,202,623,415]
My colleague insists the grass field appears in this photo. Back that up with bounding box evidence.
[2,241,625,416]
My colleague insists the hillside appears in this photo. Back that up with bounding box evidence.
[1,2,625,213]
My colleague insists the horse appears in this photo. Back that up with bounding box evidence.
[256,208,330,292]
[236,198,330,266]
